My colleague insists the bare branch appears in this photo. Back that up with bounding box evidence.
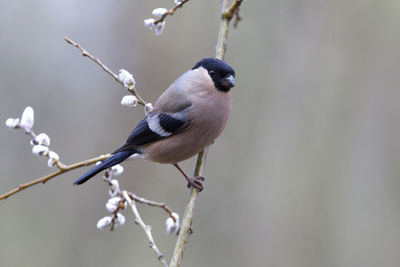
[153,0,190,25]
[122,191,168,267]
[128,192,175,219]
[216,0,243,60]
[64,37,147,106]
[0,154,111,200]
[1,37,153,201]
[222,0,243,21]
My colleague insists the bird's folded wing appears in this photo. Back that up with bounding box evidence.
[113,111,191,153]
[114,71,194,153]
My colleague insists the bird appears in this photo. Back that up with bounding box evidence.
[74,58,236,191]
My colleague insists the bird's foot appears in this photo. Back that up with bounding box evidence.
[186,176,204,192]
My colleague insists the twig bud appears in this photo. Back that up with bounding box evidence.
[152,8,168,18]
[96,216,112,229]
[116,213,126,226]
[47,151,59,167]
[20,106,34,130]
[32,145,49,156]
[166,212,180,235]
[35,133,51,146]
[5,118,19,129]
[108,196,122,206]
[109,179,121,197]
[118,69,136,88]
[121,95,138,107]
[144,103,154,115]
[144,18,155,30]
[155,21,166,36]
[110,164,124,176]
[106,202,118,213]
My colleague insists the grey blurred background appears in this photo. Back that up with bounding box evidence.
[1,0,400,266]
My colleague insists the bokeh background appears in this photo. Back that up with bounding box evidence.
[1,0,400,266]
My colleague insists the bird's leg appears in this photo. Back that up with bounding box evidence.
[172,163,204,191]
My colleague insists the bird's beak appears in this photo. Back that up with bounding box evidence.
[222,74,235,89]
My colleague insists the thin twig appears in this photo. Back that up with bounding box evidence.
[216,0,243,58]
[128,192,175,219]
[103,174,173,218]
[64,37,147,106]
[2,37,151,200]
[19,124,68,170]
[233,7,242,28]
[2,120,112,200]
[0,154,111,200]
[170,0,243,266]
[122,191,168,267]
[153,0,190,25]
[222,0,243,21]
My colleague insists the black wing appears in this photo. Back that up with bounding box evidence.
[113,113,190,153]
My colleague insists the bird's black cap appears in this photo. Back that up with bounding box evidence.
[192,58,236,92]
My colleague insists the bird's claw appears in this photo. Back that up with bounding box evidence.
[187,176,204,191]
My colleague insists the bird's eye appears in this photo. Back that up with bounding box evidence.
[209,70,216,76]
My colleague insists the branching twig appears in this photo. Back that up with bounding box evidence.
[0,154,111,200]
[153,0,190,25]
[169,1,243,266]
[102,176,173,218]
[216,0,243,59]
[122,191,168,267]
[128,192,175,219]
[12,124,66,170]
[222,0,243,21]
[64,37,147,106]
[1,38,151,201]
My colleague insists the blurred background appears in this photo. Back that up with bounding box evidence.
[1,0,400,266]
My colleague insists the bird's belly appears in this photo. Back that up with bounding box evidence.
[142,117,226,164]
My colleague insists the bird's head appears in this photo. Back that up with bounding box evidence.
[192,58,236,92]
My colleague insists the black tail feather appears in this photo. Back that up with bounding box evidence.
[73,150,137,185]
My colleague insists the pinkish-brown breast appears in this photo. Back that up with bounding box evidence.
[142,68,232,164]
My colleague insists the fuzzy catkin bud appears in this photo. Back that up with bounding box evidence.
[144,103,153,115]
[121,95,138,108]
[96,216,112,229]
[116,213,126,226]
[108,179,121,197]
[155,21,166,36]
[165,212,180,235]
[144,18,155,30]
[32,145,49,156]
[47,151,59,167]
[20,106,34,130]
[106,202,118,213]
[35,133,51,146]
[118,69,135,88]
[110,165,124,176]
[108,197,122,206]
[152,8,168,18]
[5,118,19,129]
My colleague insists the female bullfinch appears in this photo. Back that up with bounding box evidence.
[74,58,236,191]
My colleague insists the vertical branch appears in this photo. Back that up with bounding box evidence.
[169,149,207,267]
[215,6,230,60]
[170,0,241,266]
